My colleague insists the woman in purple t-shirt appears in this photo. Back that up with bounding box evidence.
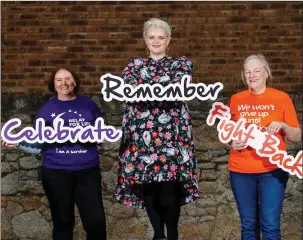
[1,67,107,240]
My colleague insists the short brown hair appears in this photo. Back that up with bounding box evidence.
[48,66,80,94]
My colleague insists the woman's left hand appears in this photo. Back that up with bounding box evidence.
[267,121,285,134]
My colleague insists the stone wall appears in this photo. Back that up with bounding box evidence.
[1,92,302,240]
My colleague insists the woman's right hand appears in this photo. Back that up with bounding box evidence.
[230,140,247,151]
[1,139,19,148]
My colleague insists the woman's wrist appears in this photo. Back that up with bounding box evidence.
[226,140,233,147]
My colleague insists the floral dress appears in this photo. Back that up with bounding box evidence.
[114,56,199,208]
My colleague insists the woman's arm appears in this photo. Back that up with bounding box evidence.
[1,139,42,154]
[282,123,301,142]
[267,121,301,143]
[283,124,301,142]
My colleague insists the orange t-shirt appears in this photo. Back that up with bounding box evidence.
[228,87,300,173]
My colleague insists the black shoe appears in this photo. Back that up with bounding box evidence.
[152,236,167,240]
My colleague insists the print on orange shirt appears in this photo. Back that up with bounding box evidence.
[207,101,302,179]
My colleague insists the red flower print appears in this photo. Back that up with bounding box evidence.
[138,163,144,171]
[160,155,167,162]
[152,108,159,115]
[153,76,160,82]
[153,165,160,171]
[155,138,162,146]
[131,145,137,152]
[151,132,158,139]
[127,163,134,171]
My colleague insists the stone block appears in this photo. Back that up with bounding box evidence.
[20,196,42,211]
[212,155,229,163]
[102,171,117,193]
[6,201,24,218]
[109,203,134,218]
[19,156,40,170]
[112,218,146,239]
[1,208,14,239]
[5,153,19,162]
[1,172,19,195]
[179,222,213,239]
[1,162,12,173]
[198,162,215,169]
[211,205,241,239]
[101,155,115,171]
[11,211,51,239]
[198,181,220,194]
[18,180,44,194]
[200,169,217,180]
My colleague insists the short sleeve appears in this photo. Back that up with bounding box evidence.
[91,100,103,120]
[227,95,237,122]
[170,56,194,83]
[227,96,232,108]
[121,58,143,85]
[35,102,51,126]
[283,95,300,128]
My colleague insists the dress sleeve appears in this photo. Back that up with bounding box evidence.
[170,56,194,83]
[121,58,142,85]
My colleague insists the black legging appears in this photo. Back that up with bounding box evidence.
[41,166,107,240]
[142,181,182,240]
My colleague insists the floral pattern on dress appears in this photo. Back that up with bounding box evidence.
[114,56,199,208]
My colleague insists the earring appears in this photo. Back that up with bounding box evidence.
[166,46,169,54]
[146,47,150,56]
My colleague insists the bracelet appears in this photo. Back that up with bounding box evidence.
[226,140,233,147]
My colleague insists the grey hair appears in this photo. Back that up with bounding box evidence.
[241,54,273,85]
[143,18,171,39]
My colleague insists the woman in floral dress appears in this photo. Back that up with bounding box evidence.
[114,18,199,240]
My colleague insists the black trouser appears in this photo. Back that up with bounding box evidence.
[143,182,182,240]
[41,166,107,240]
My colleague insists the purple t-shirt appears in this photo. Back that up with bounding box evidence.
[36,96,102,171]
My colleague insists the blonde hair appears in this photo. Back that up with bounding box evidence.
[143,18,171,39]
[241,54,273,85]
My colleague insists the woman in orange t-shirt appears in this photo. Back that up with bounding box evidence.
[228,54,301,240]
